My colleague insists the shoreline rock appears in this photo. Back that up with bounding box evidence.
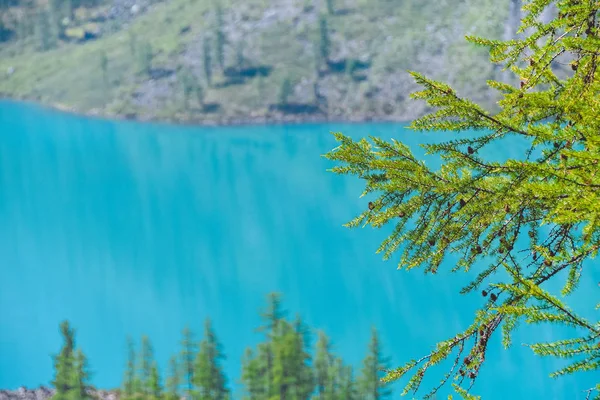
[0,386,118,400]
[1,96,421,128]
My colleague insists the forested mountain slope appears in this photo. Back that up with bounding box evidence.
[0,0,522,124]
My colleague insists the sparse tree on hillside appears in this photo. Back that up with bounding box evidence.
[215,5,226,71]
[325,0,600,398]
[48,0,63,40]
[235,40,245,72]
[195,83,205,108]
[36,9,55,51]
[279,77,293,106]
[326,0,335,15]
[99,50,109,90]
[128,31,137,56]
[179,68,195,109]
[136,41,153,76]
[203,37,213,86]
[318,14,330,65]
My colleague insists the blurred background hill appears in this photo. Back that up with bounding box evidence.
[0,0,525,124]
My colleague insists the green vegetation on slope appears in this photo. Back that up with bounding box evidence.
[50,293,392,399]
[0,0,511,124]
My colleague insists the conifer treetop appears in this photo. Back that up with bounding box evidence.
[325,0,600,398]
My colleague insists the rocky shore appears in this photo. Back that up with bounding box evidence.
[0,387,118,400]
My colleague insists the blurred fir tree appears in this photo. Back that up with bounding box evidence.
[193,318,229,399]
[51,321,91,399]
[357,327,391,400]
[180,326,198,397]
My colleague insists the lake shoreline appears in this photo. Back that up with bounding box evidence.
[0,386,118,400]
[0,95,415,128]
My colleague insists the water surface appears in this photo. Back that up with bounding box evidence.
[0,101,597,398]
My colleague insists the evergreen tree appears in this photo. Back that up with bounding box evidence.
[149,361,163,399]
[51,321,91,400]
[71,349,91,400]
[165,355,180,400]
[136,41,153,76]
[235,40,245,71]
[122,337,137,398]
[214,5,226,71]
[179,326,197,397]
[314,331,333,398]
[336,361,357,400]
[193,318,229,399]
[48,0,62,40]
[195,83,205,108]
[357,327,390,400]
[325,0,335,15]
[128,31,137,56]
[179,68,195,109]
[52,321,76,398]
[139,335,155,396]
[291,315,314,399]
[325,0,600,397]
[99,51,109,89]
[36,9,54,51]
[279,77,293,106]
[318,14,330,64]
[241,348,266,400]
[270,319,314,400]
[258,293,287,336]
[203,37,213,86]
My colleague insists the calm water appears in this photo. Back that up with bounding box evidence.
[0,101,597,399]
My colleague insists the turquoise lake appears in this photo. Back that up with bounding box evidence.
[0,100,597,398]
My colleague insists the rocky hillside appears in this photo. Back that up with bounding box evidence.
[0,0,519,125]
